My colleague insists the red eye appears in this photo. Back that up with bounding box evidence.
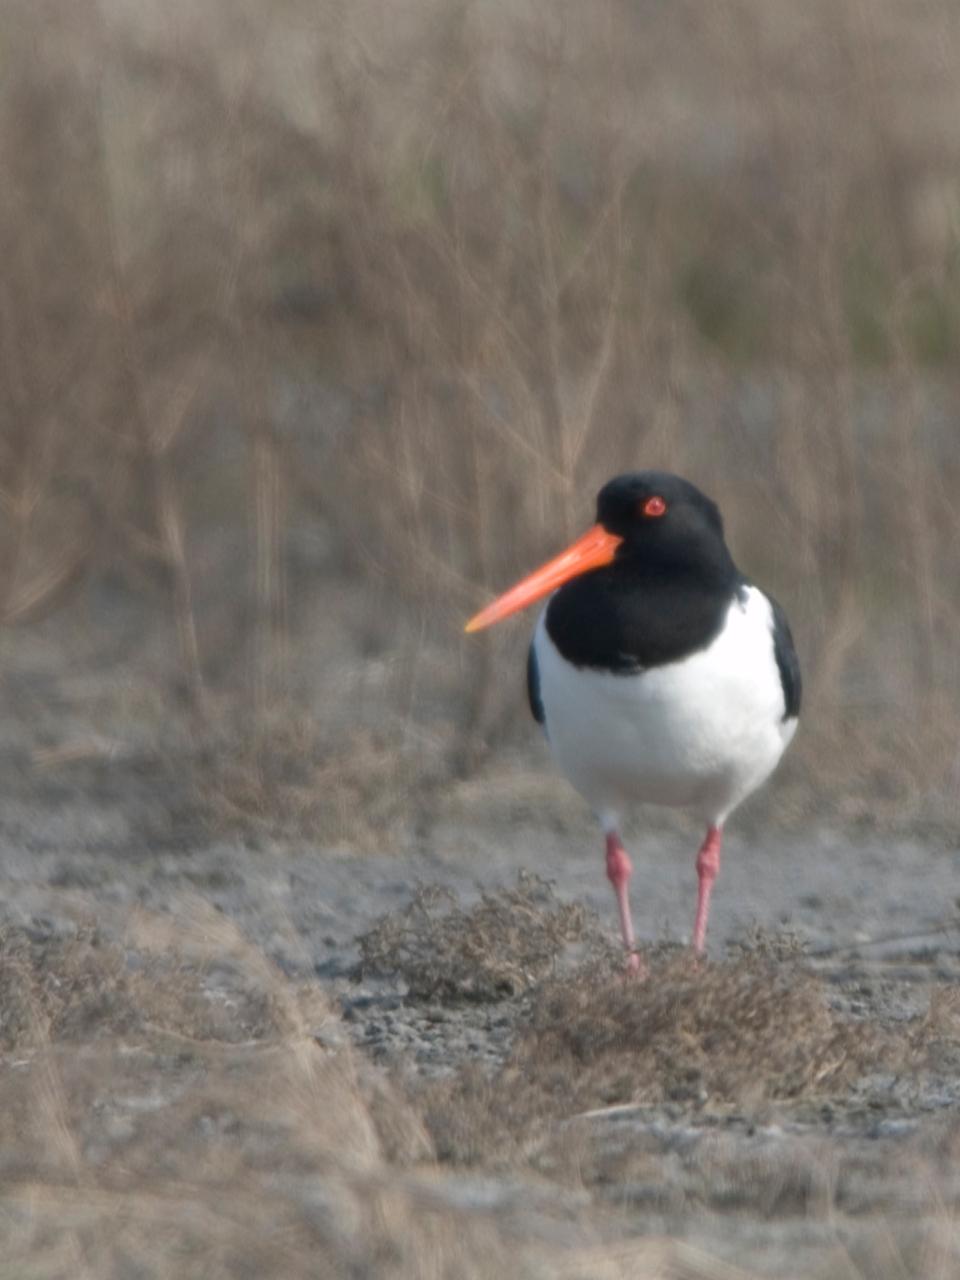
[642,495,667,518]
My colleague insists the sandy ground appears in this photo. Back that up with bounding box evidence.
[1,743,959,1277]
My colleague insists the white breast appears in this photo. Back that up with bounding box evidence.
[533,586,796,829]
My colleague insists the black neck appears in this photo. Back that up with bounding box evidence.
[546,555,744,673]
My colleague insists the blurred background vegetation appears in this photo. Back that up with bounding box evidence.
[2,0,959,842]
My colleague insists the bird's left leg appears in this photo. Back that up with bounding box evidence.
[692,824,723,953]
[605,831,643,974]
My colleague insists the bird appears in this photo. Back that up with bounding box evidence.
[465,471,800,972]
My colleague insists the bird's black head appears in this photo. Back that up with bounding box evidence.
[464,469,739,635]
[596,472,734,578]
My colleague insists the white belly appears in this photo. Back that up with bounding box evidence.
[534,586,796,828]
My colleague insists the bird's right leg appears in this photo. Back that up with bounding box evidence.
[691,824,723,954]
[605,831,643,975]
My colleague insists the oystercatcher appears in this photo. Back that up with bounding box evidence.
[466,472,800,971]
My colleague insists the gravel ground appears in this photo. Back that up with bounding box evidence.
[1,754,960,1275]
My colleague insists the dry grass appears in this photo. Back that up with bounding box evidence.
[2,889,959,1277]
[196,712,442,848]
[357,872,592,1000]
[520,951,884,1108]
[4,11,960,1264]
[0,921,289,1052]
[13,894,901,1280]
[0,0,958,834]
[0,903,374,1277]
[0,898,566,1280]
[418,944,905,1170]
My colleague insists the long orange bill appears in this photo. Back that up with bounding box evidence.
[465,524,623,633]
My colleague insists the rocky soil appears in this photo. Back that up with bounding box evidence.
[2,745,959,1277]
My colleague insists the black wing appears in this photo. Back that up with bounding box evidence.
[769,595,801,720]
[526,641,545,725]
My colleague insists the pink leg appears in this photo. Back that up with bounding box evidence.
[692,824,723,953]
[605,832,642,974]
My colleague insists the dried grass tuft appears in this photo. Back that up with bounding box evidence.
[420,945,909,1167]
[0,920,285,1051]
[521,950,888,1108]
[357,872,592,1001]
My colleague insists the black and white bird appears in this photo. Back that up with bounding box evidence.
[466,472,800,972]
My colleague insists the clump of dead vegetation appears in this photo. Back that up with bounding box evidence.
[0,920,288,1051]
[420,943,912,1167]
[521,949,887,1107]
[0,924,140,1051]
[357,873,592,1001]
